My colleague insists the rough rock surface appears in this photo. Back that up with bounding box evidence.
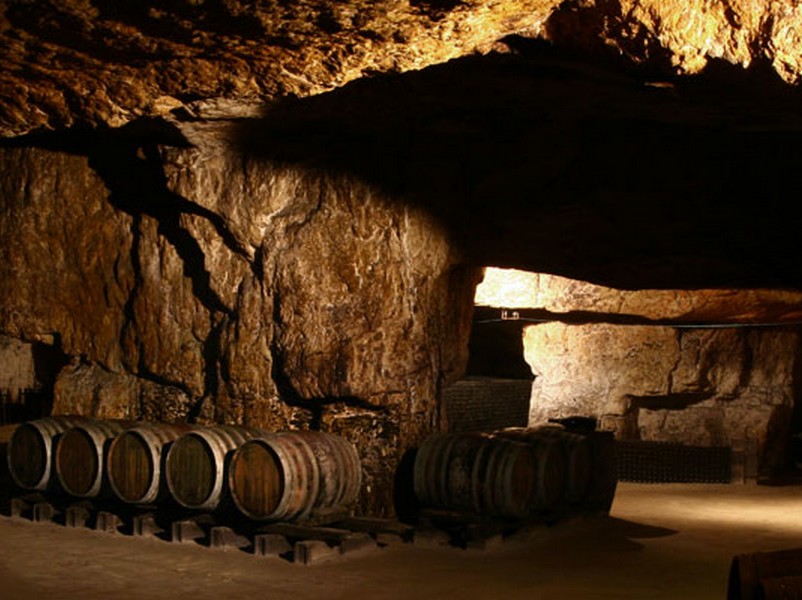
[0,0,559,137]
[524,323,799,473]
[476,268,802,324]
[0,336,35,395]
[0,135,478,515]
[4,1,802,137]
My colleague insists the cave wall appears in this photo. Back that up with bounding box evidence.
[524,323,800,474]
[3,0,802,514]
[0,139,480,515]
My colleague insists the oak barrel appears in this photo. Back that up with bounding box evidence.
[759,576,802,600]
[497,425,591,505]
[228,431,362,521]
[729,548,802,600]
[493,427,566,509]
[413,432,535,519]
[6,415,89,491]
[107,422,194,504]
[165,424,263,510]
[54,419,133,498]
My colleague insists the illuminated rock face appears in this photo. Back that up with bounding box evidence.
[3,1,802,137]
[476,268,802,324]
[524,323,799,474]
[0,141,478,515]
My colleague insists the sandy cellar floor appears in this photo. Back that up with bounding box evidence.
[1,482,802,599]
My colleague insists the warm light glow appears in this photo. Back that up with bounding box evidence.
[474,267,802,323]
[474,267,541,308]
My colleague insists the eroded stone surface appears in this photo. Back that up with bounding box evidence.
[476,268,802,324]
[4,1,802,138]
[524,323,799,473]
[0,131,479,514]
[0,146,135,371]
[0,0,559,138]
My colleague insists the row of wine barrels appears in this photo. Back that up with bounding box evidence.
[107,422,194,504]
[7,417,362,522]
[729,548,802,600]
[54,419,137,498]
[413,425,617,519]
[7,415,89,491]
[496,425,594,506]
[228,431,362,521]
[413,432,536,519]
[165,424,264,510]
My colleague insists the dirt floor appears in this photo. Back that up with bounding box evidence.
[1,482,802,599]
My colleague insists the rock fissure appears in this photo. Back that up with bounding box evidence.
[88,141,233,316]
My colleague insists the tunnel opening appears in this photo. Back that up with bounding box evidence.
[459,266,802,484]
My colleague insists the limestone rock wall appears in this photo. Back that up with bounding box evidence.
[4,1,802,138]
[0,136,479,515]
[524,323,800,474]
[0,336,36,395]
[476,268,802,324]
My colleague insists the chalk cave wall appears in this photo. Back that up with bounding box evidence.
[4,0,802,513]
[0,137,480,515]
[525,323,800,475]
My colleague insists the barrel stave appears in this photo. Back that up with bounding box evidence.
[414,432,536,520]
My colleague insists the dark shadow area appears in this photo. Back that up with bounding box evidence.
[392,447,419,525]
[790,336,802,469]
[466,311,532,379]
[628,393,715,411]
[228,42,802,292]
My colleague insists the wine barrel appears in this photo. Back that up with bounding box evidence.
[413,432,535,519]
[759,576,802,600]
[729,548,802,600]
[493,427,568,509]
[165,424,263,510]
[295,431,361,510]
[107,422,194,504]
[6,415,88,491]
[228,431,361,521]
[54,419,134,498]
[501,425,592,504]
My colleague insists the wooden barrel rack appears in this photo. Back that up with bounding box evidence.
[2,417,619,564]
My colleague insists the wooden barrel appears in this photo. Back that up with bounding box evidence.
[495,425,593,507]
[54,419,133,498]
[228,431,361,521]
[413,432,535,519]
[473,435,538,519]
[6,415,89,491]
[107,422,194,504]
[294,431,361,510]
[759,576,802,600]
[729,548,802,600]
[165,424,263,510]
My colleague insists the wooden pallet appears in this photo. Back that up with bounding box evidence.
[4,493,415,564]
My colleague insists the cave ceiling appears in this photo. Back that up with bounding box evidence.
[3,0,802,291]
